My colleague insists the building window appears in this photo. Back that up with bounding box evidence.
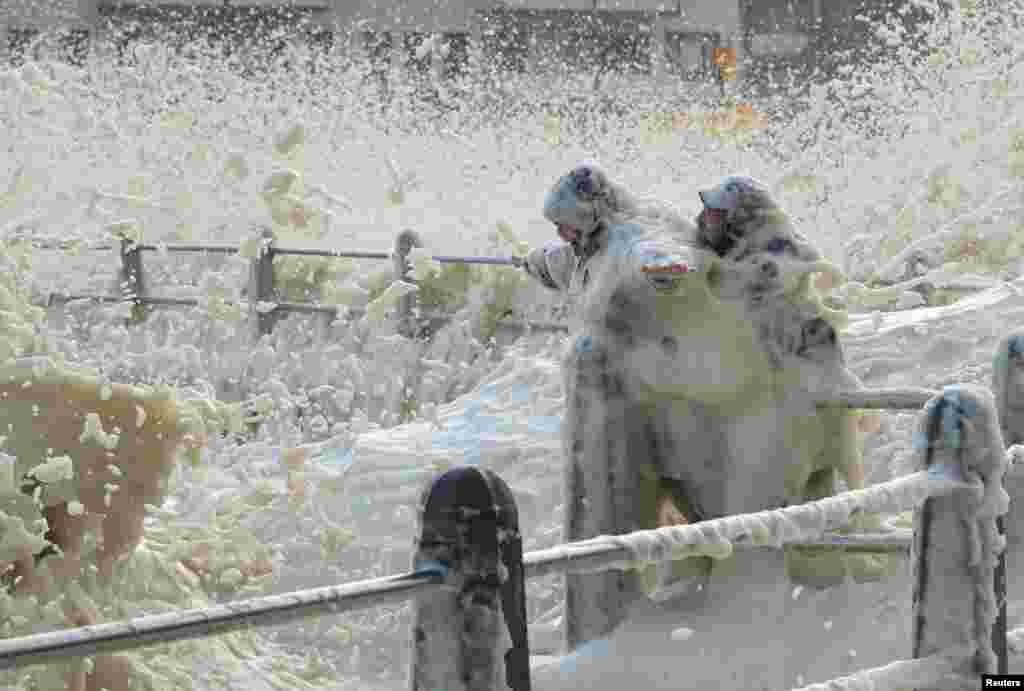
[665,31,719,80]
[7,29,39,67]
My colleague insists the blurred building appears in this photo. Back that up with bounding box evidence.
[1,0,913,83]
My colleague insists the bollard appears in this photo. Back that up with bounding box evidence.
[993,330,1024,445]
[562,341,643,651]
[119,238,148,324]
[410,466,531,691]
[911,386,1008,686]
[994,512,1008,675]
[248,227,277,341]
[393,229,423,339]
[991,332,1024,674]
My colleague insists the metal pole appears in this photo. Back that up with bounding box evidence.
[248,227,277,341]
[119,238,148,324]
[0,571,443,671]
[393,228,423,339]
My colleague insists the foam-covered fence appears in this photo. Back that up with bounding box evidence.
[0,387,1009,691]
[43,228,569,343]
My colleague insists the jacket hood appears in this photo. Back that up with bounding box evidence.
[543,164,619,237]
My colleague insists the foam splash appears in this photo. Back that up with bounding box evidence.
[2,1,1023,687]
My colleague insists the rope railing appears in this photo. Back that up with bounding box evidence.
[524,469,963,580]
[0,386,1008,691]
[814,387,938,411]
[0,526,916,673]
[0,475,953,673]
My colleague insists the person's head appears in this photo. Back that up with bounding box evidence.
[543,163,622,244]
[696,175,770,257]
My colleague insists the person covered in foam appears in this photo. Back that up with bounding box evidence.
[695,174,821,263]
[518,165,890,606]
[520,163,697,296]
[518,164,708,603]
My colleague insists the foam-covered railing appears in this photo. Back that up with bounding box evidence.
[0,386,1008,691]
[45,228,566,343]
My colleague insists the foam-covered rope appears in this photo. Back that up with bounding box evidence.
[787,647,973,691]
[534,468,972,575]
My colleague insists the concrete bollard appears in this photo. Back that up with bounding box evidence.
[991,332,1024,671]
[992,330,1024,445]
[911,386,1008,685]
[409,466,531,691]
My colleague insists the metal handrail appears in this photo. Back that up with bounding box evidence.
[46,293,571,332]
[0,526,916,671]
[32,239,521,265]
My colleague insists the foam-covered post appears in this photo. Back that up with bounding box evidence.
[990,331,1024,673]
[993,331,1024,445]
[650,11,667,81]
[467,15,484,81]
[563,338,643,651]
[410,466,531,691]
[393,229,422,339]
[248,227,277,341]
[430,34,445,84]
[119,238,148,324]
[994,512,1008,675]
[911,385,1008,686]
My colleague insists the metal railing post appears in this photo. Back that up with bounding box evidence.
[410,466,531,691]
[248,227,277,341]
[393,228,423,339]
[912,386,1008,684]
[119,238,148,324]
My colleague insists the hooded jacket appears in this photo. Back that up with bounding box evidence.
[522,164,697,297]
[695,175,821,263]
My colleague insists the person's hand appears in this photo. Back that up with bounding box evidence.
[641,261,693,275]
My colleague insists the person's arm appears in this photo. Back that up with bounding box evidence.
[521,241,576,293]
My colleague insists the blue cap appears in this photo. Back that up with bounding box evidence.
[699,175,762,211]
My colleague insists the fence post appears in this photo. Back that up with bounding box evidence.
[911,386,1008,684]
[248,226,277,342]
[991,332,1024,676]
[119,238,148,324]
[563,341,643,651]
[393,229,423,339]
[410,466,531,691]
